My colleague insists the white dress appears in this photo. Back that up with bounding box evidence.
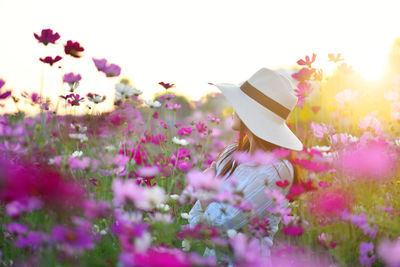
[188,143,294,266]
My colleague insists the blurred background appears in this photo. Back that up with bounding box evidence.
[0,0,400,116]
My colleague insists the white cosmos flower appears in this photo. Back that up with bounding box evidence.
[182,239,191,251]
[71,150,83,157]
[69,133,88,142]
[384,90,399,102]
[104,145,116,152]
[227,229,238,238]
[172,136,188,146]
[334,89,358,106]
[134,232,152,252]
[156,203,170,212]
[395,139,400,147]
[115,83,142,100]
[70,123,87,133]
[169,194,179,200]
[144,100,161,108]
[312,145,331,152]
[180,213,193,220]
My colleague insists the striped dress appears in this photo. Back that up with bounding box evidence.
[188,143,294,265]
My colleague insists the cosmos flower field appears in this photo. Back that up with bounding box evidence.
[1,28,400,267]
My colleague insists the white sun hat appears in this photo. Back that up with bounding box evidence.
[208,67,303,151]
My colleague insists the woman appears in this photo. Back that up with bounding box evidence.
[188,67,303,265]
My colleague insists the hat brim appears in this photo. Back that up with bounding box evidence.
[210,82,303,151]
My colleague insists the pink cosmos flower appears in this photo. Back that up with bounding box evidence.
[334,139,397,181]
[358,112,383,136]
[291,67,315,82]
[64,40,84,58]
[34,28,60,45]
[229,233,272,266]
[166,102,182,110]
[282,225,303,236]
[310,121,332,141]
[68,157,91,170]
[309,188,352,217]
[232,148,277,166]
[39,56,62,66]
[122,248,191,267]
[195,121,207,133]
[377,238,400,267]
[178,127,193,136]
[297,53,316,68]
[137,165,159,177]
[186,169,222,191]
[0,157,86,214]
[294,81,312,107]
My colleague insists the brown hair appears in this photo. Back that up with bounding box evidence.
[216,120,299,185]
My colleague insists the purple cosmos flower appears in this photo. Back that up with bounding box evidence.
[64,40,84,58]
[63,72,82,84]
[14,231,48,248]
[359,241,375,267]
[3,222,29,234]
[21,91,42,105]
[51,225,94,255]
[92,58,121,77]
[0,91,11,100]
[39,56,62,66]
[0,79,5,90]
[157,94,176,101]
[103,63,121,77]
[67,94,85,106]
[159,81,175,90]
[33,28,60,45]
[92,58,108,71]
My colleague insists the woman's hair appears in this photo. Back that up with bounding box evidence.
[216,119,299,185]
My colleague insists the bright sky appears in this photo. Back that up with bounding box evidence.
[0,0,399,113]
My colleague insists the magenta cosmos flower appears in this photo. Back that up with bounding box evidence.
[64,40,84,58]
[67,94,85,106]
[39,56,62,66]
[159,81,175,90]
[34,28,60,45]
[0,79,11,100]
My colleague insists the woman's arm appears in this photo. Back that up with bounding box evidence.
[187,161,217,228]
[202,161,293,231]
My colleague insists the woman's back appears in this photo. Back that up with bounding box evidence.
[188,143,295,265]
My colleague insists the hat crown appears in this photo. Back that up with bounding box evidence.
[244,68,298,111]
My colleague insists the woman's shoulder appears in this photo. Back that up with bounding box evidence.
[258,159,294,183]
